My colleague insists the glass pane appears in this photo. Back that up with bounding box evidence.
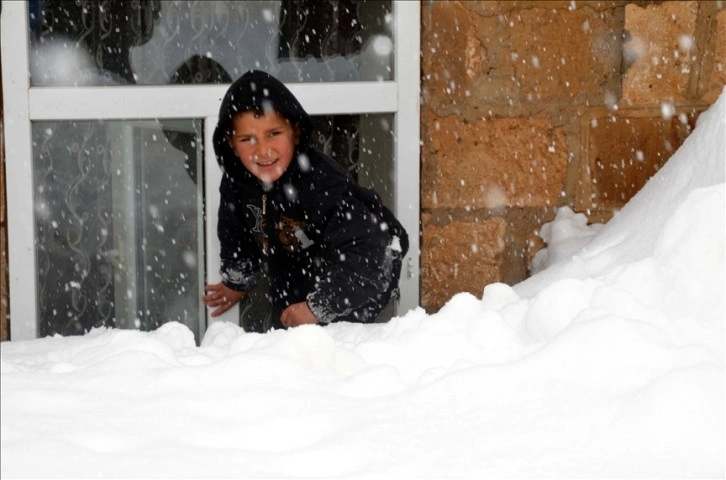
[29,0,393,86]
[310,113,395,208]
[32,119,205,341]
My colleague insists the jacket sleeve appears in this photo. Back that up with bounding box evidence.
[217,176,260,292]
[305,180,399,324]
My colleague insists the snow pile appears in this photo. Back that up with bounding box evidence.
[530,206,603,274]
[2,91,724,478]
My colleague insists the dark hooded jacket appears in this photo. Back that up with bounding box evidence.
[213,70,408,324]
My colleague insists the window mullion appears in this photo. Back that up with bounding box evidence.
[393,0,421,316]
[28,83,399,120]
[2,0,39,340]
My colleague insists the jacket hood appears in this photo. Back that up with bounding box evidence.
[213,70,314,179]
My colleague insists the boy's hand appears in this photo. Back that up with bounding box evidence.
[202,282,246,317]
[281,301,318,328]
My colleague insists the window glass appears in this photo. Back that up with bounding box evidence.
[32,119,205,340]
[309,113,395,207]
[29,0,393,86]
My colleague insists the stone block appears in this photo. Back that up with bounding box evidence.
[702,8,726,104]
[622,1,699,105]
[422,109,568,209]
[478,5,622,107]
[423,2,622,116]
[582,110,699,209]
[421,1,484,111]
[421,217,506,311]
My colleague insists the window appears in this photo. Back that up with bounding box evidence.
[32,119,205,338]
[2,1,420,341]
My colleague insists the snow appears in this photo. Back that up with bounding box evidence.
[2,90,724,478]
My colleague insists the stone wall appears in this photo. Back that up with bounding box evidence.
[420,0,725,311]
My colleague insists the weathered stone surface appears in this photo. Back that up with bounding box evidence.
[702,8,726,104]
[501,206,558,280]
[419,1,720,308]
[464,1,627,16]
[423,1,623,117]
[583,110,699,209]
[477,5,622,107]
[421,217,506,311]
[422,108,568,209]
[421,1,485,111]
[622,1,699,105]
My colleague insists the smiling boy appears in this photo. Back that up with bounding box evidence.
[203,70,408,332]
[227,110,299,186]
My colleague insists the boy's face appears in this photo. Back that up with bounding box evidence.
[227,110,300,185]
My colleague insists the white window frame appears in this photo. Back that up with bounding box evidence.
[1,1,420,340]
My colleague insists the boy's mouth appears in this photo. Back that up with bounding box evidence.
[256,159,278,168]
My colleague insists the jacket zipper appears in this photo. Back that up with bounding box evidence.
[261,193,268,254]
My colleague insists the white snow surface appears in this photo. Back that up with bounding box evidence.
[2,91,725,478]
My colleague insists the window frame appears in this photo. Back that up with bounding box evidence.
[1,1,420,340]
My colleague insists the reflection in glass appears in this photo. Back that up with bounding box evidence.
[310,114,395,208]
[33,119,205,340]
[28,0,393,86]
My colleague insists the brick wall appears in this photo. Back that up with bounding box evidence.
[420,0,725,312]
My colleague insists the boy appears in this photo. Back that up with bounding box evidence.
[203,70,408,332]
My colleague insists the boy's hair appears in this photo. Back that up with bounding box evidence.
[213,70,314,176]
[216,70,312,143]
[226,107,292,136]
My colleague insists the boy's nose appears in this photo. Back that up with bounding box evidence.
[253,144,272,160]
